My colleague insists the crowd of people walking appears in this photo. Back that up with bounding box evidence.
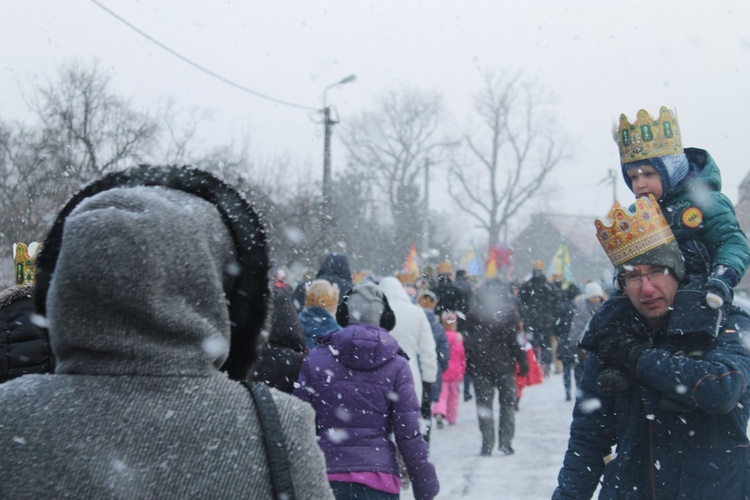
[0,165,607,499]
[3,104,750,499]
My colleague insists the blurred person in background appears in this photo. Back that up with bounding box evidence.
[294,282,439,500]
[298,279,341,350]
[465,279,529,456]
[417,290,450,417]
[250,284,307,394]
[432,307,466,429]
[518,260,558,377]
[552,284,582,401]
[1,242,55,384]
[379,276,438,423]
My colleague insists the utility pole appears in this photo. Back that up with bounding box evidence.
[322,105,334,246]
[421,158,431,257]
[599,168,619,207]
[321,74,357,249]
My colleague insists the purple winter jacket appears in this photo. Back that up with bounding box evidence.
[293,323,439,500]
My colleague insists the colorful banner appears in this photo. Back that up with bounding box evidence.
[402,244,420,276]
[547,239,575,287]
[485,244,513,278]
[461,243,484,277]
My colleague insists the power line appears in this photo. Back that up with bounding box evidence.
[90,0,319,112]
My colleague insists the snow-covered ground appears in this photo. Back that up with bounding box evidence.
[404,374,575,499]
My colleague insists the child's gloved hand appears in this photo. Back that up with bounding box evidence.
[706,265,740,310]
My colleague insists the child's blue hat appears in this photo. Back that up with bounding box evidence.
[621,153,689,197]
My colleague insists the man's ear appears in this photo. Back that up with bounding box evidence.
[613,275,623,292]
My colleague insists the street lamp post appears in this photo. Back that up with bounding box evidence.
[321,74,356,247]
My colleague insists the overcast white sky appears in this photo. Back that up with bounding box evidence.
[2,1,750,240]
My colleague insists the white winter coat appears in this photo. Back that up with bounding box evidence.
[378,277,438,401]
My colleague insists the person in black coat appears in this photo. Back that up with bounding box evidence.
[315,253,353,298]
[291,253,354,312]
[552,284,581,401]
[0,283,55,383]
[518,261,558,377]
[250,286,307,393]
[464,279,529,456]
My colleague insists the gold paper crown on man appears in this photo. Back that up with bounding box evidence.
[595,195,685,282]
[613,106,683,165]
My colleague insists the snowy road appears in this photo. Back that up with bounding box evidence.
[404,374,574,499]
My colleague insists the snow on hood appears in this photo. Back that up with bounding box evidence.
[328,323,401,371]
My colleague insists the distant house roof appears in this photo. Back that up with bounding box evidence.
[510,212,612,284]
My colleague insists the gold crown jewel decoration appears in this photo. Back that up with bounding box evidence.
[613,106,683,164]
[13,242,41,285]
[595,195,674,267]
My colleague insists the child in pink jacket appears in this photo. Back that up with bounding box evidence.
[433,308,467,428]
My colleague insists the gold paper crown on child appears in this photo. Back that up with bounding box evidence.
[305,279,340,312]
[594,195,674,267]
[13,242,41,285]
[613,106,683,165]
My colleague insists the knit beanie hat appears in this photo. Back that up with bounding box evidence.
[305,279,340,314]
[622,153,690,196]
[35,165,269,381]
[584,282,605,300]
[417,290,438,309]
[616,239,686,285]
[336,282,396,331]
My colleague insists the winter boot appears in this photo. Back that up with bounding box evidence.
[435,414,445,429]
[498,444,515,456]
[479,416,494,456]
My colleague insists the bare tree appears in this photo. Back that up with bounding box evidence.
[449,70,568,247]
[28,61,158,202]
[154,99,213,165]
[341,87,454,264]
[0,62,162,285]
[0,123,57,242]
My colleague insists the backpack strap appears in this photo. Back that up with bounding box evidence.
[241,381,297,500]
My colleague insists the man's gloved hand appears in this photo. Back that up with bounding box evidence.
[597,368,632,396]
[598,333,650,377]
[587,323,627,352]
[706,265,739,309]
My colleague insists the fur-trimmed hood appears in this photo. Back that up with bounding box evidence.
[34,165,270,380]
[0,284,33,309]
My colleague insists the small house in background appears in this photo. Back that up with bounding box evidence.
[735,173,750,296]
[510,212,612,285]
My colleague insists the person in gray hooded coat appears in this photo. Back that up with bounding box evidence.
[0,165,333,499]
